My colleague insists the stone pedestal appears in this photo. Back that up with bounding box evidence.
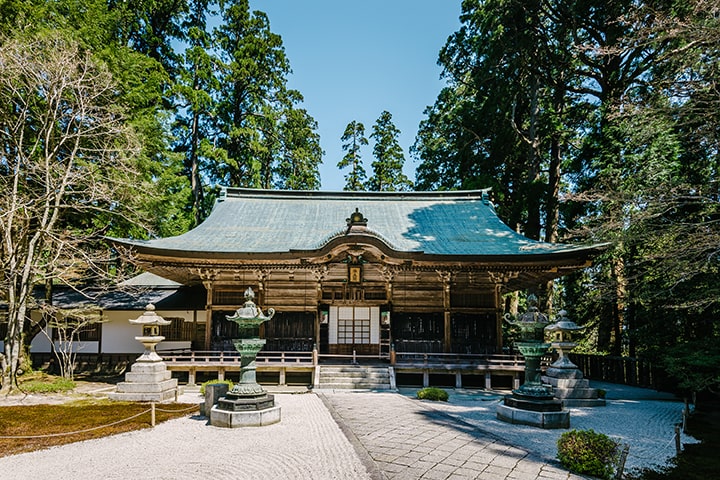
[109,357,177,402]
[542,343,605,407]
[541,376,606,407]
[496,402,570,429]
[210,404,281,428]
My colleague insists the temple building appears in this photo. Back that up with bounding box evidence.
[107,188,604,361]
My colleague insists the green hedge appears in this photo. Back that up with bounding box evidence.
[199,379,234,395]
[416,387,449,402]
[557,429,621,480]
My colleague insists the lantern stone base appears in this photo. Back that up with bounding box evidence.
[210,404,281,427]
[497,393,569,429]
[109,360,178,402]
[210,391,281,427]
[541,375,606,407]
[496,402,570,429]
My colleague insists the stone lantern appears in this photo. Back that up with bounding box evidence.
[110,304,178,402]
[496,295,569,428]
[542,310,605,407]
[210,287,280,427]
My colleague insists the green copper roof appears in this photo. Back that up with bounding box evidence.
[113,188,597,257]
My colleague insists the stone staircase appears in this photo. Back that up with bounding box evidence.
[315,365,394,390]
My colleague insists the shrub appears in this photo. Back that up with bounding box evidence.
[200,379,234,395]
[557,429,621,480]
[416,387,449,402]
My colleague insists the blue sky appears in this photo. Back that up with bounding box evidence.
[249,1,462,191]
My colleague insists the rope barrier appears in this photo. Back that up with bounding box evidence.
[0,402,200,440]
[154,404,200,414]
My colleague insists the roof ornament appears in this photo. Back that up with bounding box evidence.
[481,189,491,205]
[346,208,368,228]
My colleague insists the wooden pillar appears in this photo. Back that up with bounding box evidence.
[444,311,452,353]
[204,280,213,350]
[440,271,452,353]
[495,285,504,352]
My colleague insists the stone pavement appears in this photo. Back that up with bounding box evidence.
[319,391,588,480]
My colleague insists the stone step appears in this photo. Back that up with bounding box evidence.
[318,382,393,390]
[316,366,392,390]
[320,366,387,373]
[319,371,389,379]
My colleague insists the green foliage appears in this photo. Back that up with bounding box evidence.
[661,339,720,395]
[416,387,449,402]
[20,376,76,393]
[557,429,621,480]
[368,110,412,192]
[338,120,368,191]
[200,379,234,395]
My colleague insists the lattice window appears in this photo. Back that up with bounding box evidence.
[337,308,371,344]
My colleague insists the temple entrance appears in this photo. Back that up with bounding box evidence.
[327,306,380,356]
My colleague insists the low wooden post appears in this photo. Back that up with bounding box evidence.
[151,402,156,427]
[675,425,681,455]
[614,444,630,480]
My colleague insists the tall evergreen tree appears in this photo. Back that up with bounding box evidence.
[275,107,323,190]
[172,0,221,226]
[338,120,368,191]
[368,111,412,191]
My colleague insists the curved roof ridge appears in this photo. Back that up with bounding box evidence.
[309,226,404,252]
[217,186,494,202]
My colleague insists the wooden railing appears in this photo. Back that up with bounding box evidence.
[568,353,667,389]
[394,352,526,369]
[162,350,315,366]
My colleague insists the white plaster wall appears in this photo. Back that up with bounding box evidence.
[6,309,199,355]
[329,306,339,344]
[370,306,380,344]
[102,310,196,353]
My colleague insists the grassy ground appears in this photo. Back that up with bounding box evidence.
[0,399,198,457]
